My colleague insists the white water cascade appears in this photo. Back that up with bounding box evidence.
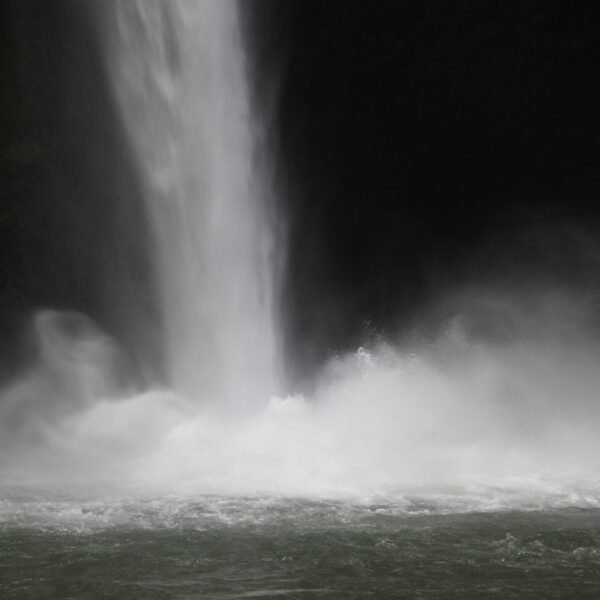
[2,1,600,505]
[105,0,280,412]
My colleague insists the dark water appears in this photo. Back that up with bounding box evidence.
[2,491,600,599]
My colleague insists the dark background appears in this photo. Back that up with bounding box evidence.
[251,0,600,382]
[1,1,599,385]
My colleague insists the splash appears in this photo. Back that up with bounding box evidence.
[122,288,600,499]
[1,290,600,506]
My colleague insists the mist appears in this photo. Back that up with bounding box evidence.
[1,280,599,510]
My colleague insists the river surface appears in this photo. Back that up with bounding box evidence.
[2,488,600,599]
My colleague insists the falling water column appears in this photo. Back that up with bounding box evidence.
[103,0,281,411]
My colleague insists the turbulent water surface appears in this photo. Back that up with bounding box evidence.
[2,489,600,599]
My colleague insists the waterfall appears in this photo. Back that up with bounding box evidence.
[104,0,281,411]
[3,0,599,499]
